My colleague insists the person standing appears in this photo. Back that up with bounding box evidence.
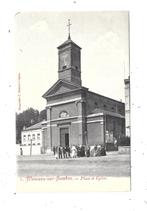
[67,146,71,158]
[85,145,90,157]
[20,148,23,156]
[63,146,67,158]
[59,145,63,159]
[53,146,56,156]
[55,146,59,159]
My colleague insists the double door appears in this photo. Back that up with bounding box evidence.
[60,127,69,147]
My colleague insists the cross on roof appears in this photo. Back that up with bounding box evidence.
[67,19,72,39]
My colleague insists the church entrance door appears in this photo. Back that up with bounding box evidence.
[60,128,69,147]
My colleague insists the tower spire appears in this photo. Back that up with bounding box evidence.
[67,19,72,40]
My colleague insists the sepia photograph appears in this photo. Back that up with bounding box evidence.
[15,11,130,192]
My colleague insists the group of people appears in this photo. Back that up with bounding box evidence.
[52,144,106,159]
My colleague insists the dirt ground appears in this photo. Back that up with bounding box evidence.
[17,151,130,177]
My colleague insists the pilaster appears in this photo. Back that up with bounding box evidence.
[76,99,87,145]
[46,106,52,150]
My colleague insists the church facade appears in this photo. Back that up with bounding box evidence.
[40,33,125,152]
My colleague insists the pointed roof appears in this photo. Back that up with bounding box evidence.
[57,37,81,49]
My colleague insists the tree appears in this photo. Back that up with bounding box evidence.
[22,108,39,127]
[16,108,47,144]
[16,107,40,144]
[16,112,24,144]
[38,109,47,122]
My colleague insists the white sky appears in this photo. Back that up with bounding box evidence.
[15,11,129,112]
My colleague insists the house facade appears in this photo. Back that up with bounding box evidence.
[124,77,130,137]
[20,122,43,155]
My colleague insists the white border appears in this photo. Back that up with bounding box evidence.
[1,0,147,211]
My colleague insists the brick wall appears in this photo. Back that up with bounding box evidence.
[106,115,125,142]
[87,114,104,146]
[70,122,80,145]
[87,122,104,146]
[86,91,125,116]
[51,102,78,120]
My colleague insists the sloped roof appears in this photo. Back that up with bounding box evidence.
[23,122,43,131]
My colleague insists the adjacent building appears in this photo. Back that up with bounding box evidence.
[20,122,43,155]
[124,76,130,137]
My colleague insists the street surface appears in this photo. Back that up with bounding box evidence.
[17,151,130,177]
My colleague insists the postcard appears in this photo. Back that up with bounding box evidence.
[15,11,130,192]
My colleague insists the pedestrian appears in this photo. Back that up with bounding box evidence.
[53,146,56,155]
[65,146,68,158]
[67,146,71,158]
[85,145,90,157]
[81,145,85,157]
[20,147,23,156]
[59,145,63,159]
[100,145,106,156]
[77,145,80,157]
[114,138,118,149]
[93,144,97,157]
[90,146,95,157]
[55,146,59,159]
[71,145,77,158]
[63,146,67,158]
[96,145,101,156]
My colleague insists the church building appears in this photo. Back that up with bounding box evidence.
[40,21,125,152]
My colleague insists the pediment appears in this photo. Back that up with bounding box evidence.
[42,80,81,98]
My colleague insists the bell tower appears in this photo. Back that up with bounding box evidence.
[57,19,82,86]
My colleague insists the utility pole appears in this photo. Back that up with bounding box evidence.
[30,138,33,156]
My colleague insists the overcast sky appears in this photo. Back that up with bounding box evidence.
[15,11,129,112]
